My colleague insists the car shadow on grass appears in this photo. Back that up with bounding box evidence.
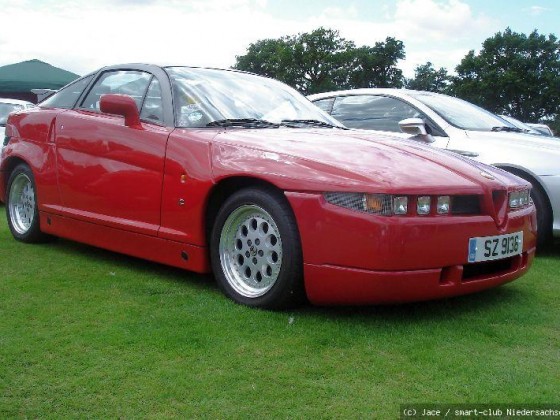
[298,285,527,323]
[537,237,560,257]
[28,235,529,323]
[45,236,217,291]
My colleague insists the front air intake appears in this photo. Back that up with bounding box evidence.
[451,195,481,215]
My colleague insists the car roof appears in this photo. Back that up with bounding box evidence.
[307,88,435,100]
[97,63,252,77]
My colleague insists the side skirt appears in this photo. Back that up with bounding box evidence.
[39,212,211,273]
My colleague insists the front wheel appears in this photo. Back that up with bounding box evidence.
[531,186,552,248]
[6,164,50,243]
[210,188,305,309]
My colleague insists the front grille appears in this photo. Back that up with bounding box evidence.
[451,195,481,215]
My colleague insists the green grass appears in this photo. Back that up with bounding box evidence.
[1,203,559,418]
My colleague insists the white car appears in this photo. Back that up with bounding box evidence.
[309,89,560,246]
[1,98,35,153]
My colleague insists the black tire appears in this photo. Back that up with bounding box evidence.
[6,164,50,243]
[210,187,305,309]
[531,186,552,248]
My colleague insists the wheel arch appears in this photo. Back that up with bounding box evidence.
[1,156,30,202]
[496,164,553,246]
[204,176,292,242]
[496,164,553,215]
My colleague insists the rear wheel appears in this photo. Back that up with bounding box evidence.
[6,164,49,243]
[210,187,304,309]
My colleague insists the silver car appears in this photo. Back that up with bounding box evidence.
[309,89,560,246]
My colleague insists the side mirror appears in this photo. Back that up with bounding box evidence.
[100,94,142,129]
[398,118,428,135]
[398,118,434,143]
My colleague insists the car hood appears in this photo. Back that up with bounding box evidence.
[467,130,560,149]
[211,128,525,193]
[462,130,560,175]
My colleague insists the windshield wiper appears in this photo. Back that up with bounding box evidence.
[206,118,279,128]
[280,119,346,129]
[491,126,523,133]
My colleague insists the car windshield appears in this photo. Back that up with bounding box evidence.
[0,103,24,125]
[411,93,513,132]
[166,67,342,128]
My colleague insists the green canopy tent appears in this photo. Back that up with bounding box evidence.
[0,59,80,103]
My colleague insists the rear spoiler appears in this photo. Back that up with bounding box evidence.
[31,88,57,103]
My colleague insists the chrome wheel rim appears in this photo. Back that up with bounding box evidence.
[8,173,36,235]
[219,205,283,298]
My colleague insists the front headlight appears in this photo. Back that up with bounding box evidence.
[508,189,531,209]
[324,192,482,216]
[436,196,450,214]
[417,196,431,215]
[393,196,408,215]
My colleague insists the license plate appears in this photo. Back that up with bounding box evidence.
[468,232,523,263]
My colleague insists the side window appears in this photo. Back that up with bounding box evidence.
[313,98,334,114]
[40,75,93,109]
[140,78,164,124]
[331,95,423,132]
[80,71,151,111]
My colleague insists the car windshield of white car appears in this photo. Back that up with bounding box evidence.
[0,103,23,125]
[412,93,515,132]
[166,67,342,129]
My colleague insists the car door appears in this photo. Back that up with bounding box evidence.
[55,70,171,236]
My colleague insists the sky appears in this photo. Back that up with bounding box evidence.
[0,0,558,78]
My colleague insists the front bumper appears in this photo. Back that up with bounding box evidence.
[304,250,534,305]
[286,191,537,305]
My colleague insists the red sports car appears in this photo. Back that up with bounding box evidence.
[1,64,537,308]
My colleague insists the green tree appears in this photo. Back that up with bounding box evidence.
[290,27,356,94]
[451,28,560,122]
[406,62,450,92]
[349,38,406,89]
[234,28,353,94]
[233,38,292,81]
[234,28,405,94]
